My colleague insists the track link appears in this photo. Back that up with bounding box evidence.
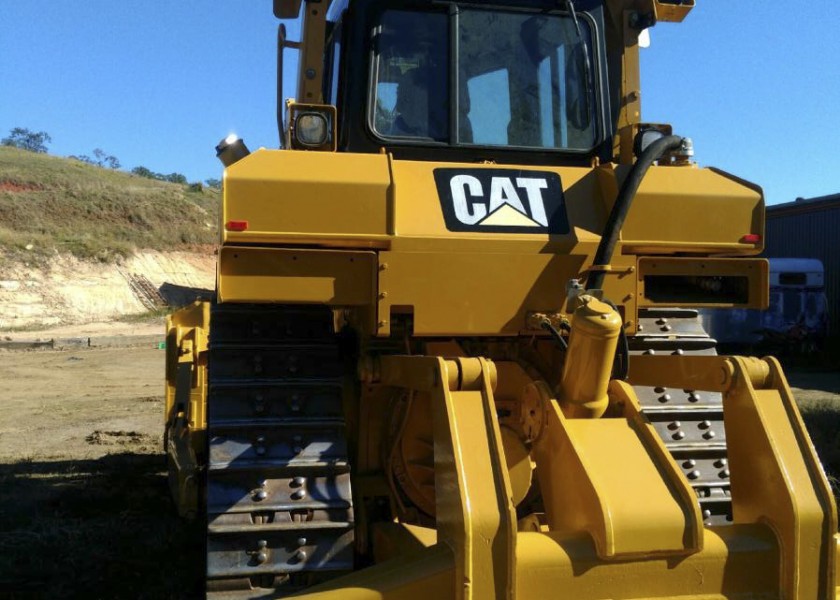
[631,308,732,526]
[205,304,354,598]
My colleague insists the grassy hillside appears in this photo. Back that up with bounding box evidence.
[0,146,219,262]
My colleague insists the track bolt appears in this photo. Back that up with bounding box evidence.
[294,549,308,562]
[699,420,711,430]
[703,430,716,440]
[688,470,700,480]
[688,392,701,403]
[297,537,307,547]
[644,349,655,355]
[683,459,696,468]
[250,540,269,565]
[714,458,728,468]
[672,431,686,440]
[720,468,730,478]
[702,509,712,520]
[291,476,305,488]
[661,324,672,332]
[672,349,684,355]
[654,387,666,394]
[656,318,668,325]
[291,489,307,500]
[254,489,268,501]
[668,421,682,431]
[658,393,671,403]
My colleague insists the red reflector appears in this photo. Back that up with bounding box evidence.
[225,220,248,232]
[741,234,761,243]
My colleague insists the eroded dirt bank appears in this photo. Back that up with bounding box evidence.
[0,250,215,331]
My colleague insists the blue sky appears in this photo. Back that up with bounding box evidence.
[1,2,838,205]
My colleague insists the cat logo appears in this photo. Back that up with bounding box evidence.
[434,168,569,234]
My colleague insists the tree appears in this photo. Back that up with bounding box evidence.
[164,172,187,184]
[131,166,189,185]
[204,178,222,189]
[71,154,95,165]
[73,148,120,169]
[131,166,155,179]
[2,127,52,153]
[92,148,120,170]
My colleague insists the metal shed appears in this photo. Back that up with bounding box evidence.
[765,193,840,335]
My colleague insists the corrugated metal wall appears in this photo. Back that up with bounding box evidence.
[765,197,840,335]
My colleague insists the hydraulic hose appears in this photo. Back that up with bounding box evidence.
[586,135,685,291]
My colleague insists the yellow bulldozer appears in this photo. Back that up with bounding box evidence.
[164,0,839,597]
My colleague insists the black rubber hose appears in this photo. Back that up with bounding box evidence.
[540,319,568,351]
[602,298,630,380]
[586,135,685,291]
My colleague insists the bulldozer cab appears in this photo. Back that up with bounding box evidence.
[365,6,597,148]
[291,0,610,164]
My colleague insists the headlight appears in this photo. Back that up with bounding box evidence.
[215,133,250,167]
[285,102,337,151]
[295,113,329,147]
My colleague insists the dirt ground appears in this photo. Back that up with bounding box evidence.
[0,346,204,599]
[0,344,839,598]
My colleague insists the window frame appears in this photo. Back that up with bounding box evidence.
[364,2,608,155]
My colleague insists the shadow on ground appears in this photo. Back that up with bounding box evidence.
[159,283,213,308]
[786,369,840,396]
[0,452,204,599]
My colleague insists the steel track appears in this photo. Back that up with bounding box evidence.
[631,308,731,526]
[204,304,354,598]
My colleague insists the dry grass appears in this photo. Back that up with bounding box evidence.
[0,147,219,263]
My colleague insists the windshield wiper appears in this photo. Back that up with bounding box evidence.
[562,0,594,124]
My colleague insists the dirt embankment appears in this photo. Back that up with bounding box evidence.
[0,250,215,333]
